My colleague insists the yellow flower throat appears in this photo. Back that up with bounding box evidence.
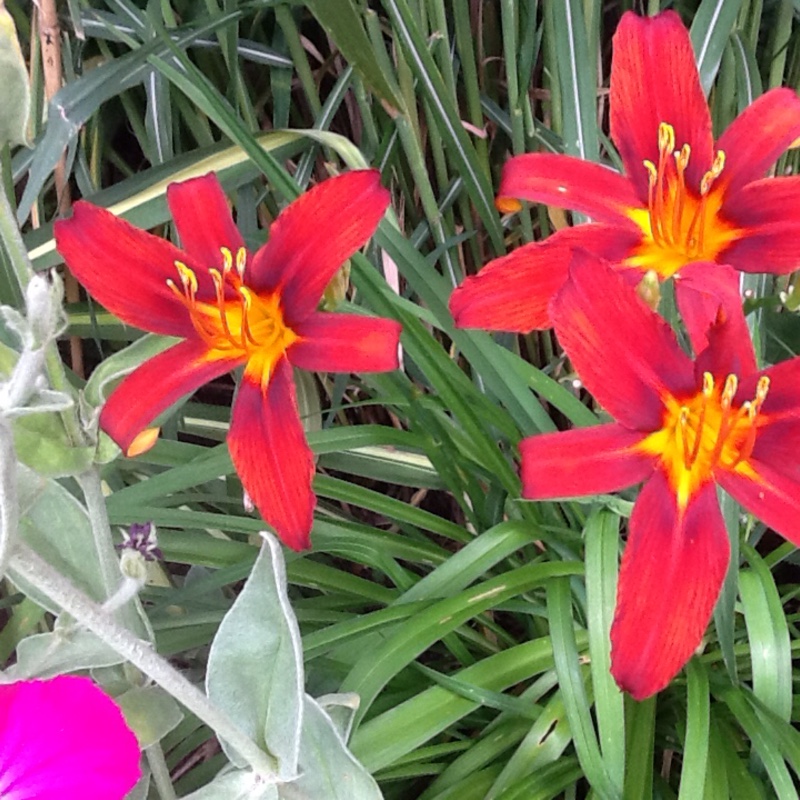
[166,247,296,360]
[639,371,770,508]
[626,122,743,277]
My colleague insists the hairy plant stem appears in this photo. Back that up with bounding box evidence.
[147,745,178,800]
[10,541,278,779]
[75,469,141,630]
[0,170,83,445]
[0,419,18,577]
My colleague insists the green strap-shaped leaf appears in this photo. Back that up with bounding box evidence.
[690,0,746,95]
[305,0,403,113]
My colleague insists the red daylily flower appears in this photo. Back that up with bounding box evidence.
[450,10,800,337]
[522,252,800,700]
[0,676,141,799]
[55,171,401,551]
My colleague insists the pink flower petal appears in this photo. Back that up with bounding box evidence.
[0,677,141,800]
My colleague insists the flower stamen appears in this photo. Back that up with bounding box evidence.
[639,122,728,263]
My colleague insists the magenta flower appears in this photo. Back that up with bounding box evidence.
[0,676,141,799]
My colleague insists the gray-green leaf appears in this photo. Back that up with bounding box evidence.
[206,533,304,778]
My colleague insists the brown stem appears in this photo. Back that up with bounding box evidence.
[36,0,84,377]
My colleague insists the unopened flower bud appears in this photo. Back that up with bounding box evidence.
[119,549,149,584]
[25,271,63,345]
[636,270,661,311]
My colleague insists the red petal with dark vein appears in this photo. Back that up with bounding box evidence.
[101,339,242,454]
[719,226,800,276]
[716,88,800,198]
[745,419,800,484]
[228,357,316,551]
[288,312,401,373]
[718,460,800,547]
[248,171,390,324]
[718,176,800,275]
[54,203,198,337]
[551,252,695,430]
[611,472,729,700]
[674,263,755,375]
[610,11,713,202]
[497,154,643,227]
[166,173,246,276]
[521,424,654,499]
[451,223,641,332]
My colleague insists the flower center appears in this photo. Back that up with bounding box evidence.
[166,247,296,358]
[625,122,741,278]
[639,371,770,508]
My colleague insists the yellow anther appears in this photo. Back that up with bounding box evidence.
[220,247,234,275]
[175,261,198,294]
[711,150,726,177]
[756,375,770,405]
[235,247,247,277]
[721,374,738,408]
[702,371,714,397]
[209,268,223,293]
[643,160,658,184]
[674,144,691,172]
[658,122,675,153]
[238,285,253,312]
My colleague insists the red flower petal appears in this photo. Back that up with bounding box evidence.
[719,176,800,275]
[228,356,315,550]
[0,676,140,800]
[746,356,800,422]
[54,203,198,337]
[288,312,401,373]
[610,11,713,202]
[551,252,695,430]
[611,472,729,700]
[450,224,641,333]
[497,154,643,227]
[718,459,800,547]
[746,419,800,484]
[101,339,242,455]
[520,424,654,499]
[249,171,390,324]
[716,88,800,198]
[166,173,246,271]
[674,263,755,375]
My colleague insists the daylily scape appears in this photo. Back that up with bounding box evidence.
[450,10,800,338]
[55,171,401,550]
[521,253,800,700]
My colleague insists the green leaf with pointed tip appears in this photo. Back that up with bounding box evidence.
[279,695,382,800]
[8,466,107,610]
[206,534,304,779]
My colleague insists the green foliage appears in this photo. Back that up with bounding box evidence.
[2,0,800,797]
